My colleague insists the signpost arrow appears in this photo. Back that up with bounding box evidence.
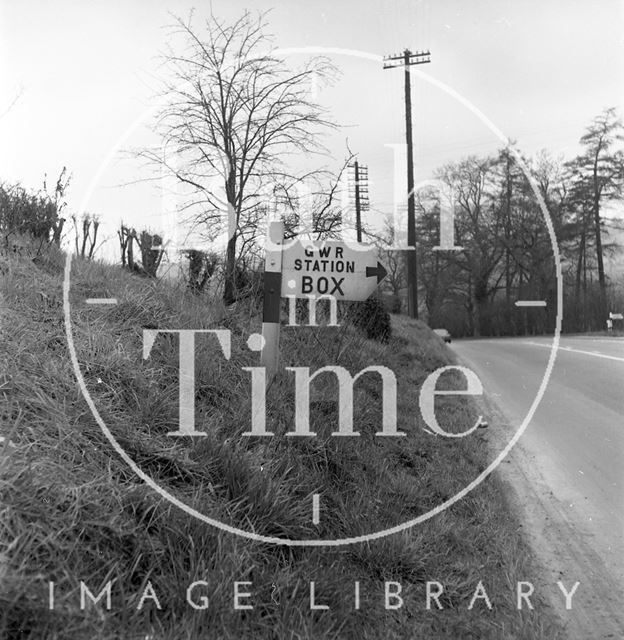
[366,261,388,284]
[281,240,387,301]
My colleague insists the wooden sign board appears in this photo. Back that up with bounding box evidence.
[281,240,387,301]
[609,312,623,320]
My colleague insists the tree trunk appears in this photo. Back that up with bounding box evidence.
[52,218,65,246]
[223,234,237,304]
[127,233,135,270]
[575,229,584,332]
[592,173,607,320]
[474,278,488,337]
[466,273,475,337]
[80,219,89,258]
[223,170,239,305]
[504,152,513,335]
[518,267,528,335]
[88,221,99,260]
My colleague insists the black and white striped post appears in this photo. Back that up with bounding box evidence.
[261,220,284,380]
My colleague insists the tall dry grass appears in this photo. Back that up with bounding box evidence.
[0,246,564,639]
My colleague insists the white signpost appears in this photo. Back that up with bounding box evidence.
[260,223,388,379]
[281,239,387,300]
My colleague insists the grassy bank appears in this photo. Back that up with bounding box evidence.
[0,245,564,639]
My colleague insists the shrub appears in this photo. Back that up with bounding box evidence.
[183,249,219,294]
[382,293,402,314]
[235,264,263,302]
[0,181,65,247]
[346,295,392,343]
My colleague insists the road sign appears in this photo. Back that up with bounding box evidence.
[609,312,623,320]
[281,240,387,301]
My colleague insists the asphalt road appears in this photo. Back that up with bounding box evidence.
[451,335,624,636]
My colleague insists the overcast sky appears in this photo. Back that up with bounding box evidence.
[1,0,623,255]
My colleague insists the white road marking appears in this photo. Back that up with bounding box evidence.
[86,298,118,305]
[523,341,624,363]
[570,338,624,345]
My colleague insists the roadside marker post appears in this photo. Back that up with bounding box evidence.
[608,311,623,332]
[260,221,285,381]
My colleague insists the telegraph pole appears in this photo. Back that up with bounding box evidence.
[354,161,362,242]
[383,49,430,319]
[348,160,369,242]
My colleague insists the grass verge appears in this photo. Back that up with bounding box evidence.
[0,246,564,638]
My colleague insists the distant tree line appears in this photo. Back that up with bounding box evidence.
[411,108,624,336]
[125,6,623,338]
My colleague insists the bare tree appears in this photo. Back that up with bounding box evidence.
[140,10,337,303]
[378,217,405,300]
[72,213,100,259]
[281,152,355,242]
[435,157,506,336]
[118,224,134,269]
[43,167,70,246]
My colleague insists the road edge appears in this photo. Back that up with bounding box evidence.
[456,351,624,639]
